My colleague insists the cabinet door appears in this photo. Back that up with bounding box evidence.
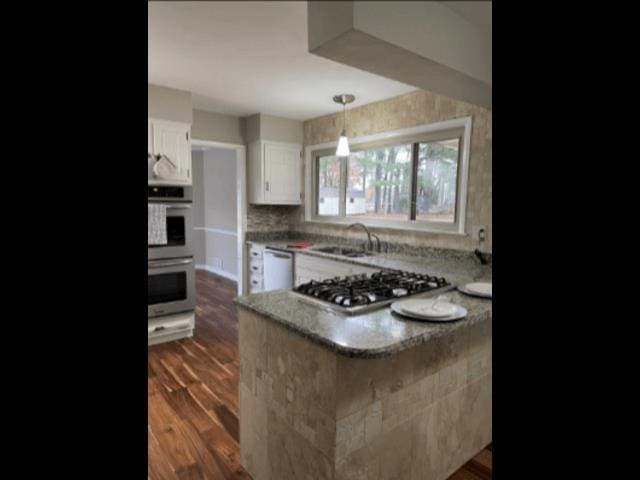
[349,264,381,276]
[295,254,352,282]
[151,121,191,182]
[176,127,191,182]
[264,143,301,204]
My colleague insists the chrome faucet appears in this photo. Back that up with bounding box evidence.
[346,222,374,251]
[371,233,381,253]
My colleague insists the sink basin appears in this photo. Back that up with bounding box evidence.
[313,245,372,257]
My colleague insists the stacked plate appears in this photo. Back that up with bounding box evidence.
[457,282,492,299]
[390,296,467,322]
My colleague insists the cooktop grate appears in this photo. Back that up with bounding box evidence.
[292,270,452,314]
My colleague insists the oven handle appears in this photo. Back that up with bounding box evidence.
[148,202,191,209]
[148,258,193,269]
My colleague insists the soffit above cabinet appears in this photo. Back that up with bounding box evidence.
[307,1,492,109]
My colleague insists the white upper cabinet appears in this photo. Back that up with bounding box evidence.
[249,140,302,205]
[148,118,192,185]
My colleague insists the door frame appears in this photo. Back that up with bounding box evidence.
[190,138,247,296]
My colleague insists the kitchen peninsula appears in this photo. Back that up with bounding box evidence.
[235,248,492,480]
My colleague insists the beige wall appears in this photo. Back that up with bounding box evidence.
[202,148,238,232]
[244,113,304,144]
[191,151,206,265]
[307,2,491,108]
[294,89,492,252]
[353,1,491,85]
[148,84,193,123]
[193,147,239,278]
[259,114,304,144]
[191,109,245,145]
[245,114,261,144]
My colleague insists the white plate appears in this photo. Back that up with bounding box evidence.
[458,282,492,298]
[398,298,458,318]
[390,301,467,322]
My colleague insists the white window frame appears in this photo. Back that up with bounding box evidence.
[304,116,472,235]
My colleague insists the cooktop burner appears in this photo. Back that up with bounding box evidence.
[293,270,452,314]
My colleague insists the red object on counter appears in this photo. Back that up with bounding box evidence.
[287,241,313,249]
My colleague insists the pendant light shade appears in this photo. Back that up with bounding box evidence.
[333,94,355,157]
[336,131,350,156]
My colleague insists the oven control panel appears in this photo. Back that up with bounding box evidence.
[148,185,192,202]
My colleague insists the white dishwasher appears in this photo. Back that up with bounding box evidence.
[263,248,294,291]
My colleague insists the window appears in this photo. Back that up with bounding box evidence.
[316,156,341,216]
[310,120,469,233]
[416,138,460,223]
[346,143,412,219]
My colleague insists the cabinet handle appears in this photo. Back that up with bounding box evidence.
[266,181,270,192]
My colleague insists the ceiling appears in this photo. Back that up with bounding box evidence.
[148,1,417,121]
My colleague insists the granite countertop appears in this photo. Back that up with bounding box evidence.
[235,289,491,359]
[239,238,492,358]
[247,239,491,284]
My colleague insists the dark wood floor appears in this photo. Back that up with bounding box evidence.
[148,270,492,479]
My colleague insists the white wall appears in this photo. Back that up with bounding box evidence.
[192,147,238,280]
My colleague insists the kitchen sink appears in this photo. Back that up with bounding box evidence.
[312,245,372,257]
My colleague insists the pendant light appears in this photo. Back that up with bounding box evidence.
[333,94,355,157]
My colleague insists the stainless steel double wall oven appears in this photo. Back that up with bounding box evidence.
[148,185,196,318]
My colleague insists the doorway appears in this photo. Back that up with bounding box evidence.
[190,139,246,295]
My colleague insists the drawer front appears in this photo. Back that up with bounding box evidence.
[249,275,264,293]
[249,260,264,275]
[148,313,194,338]
[248,242,266,260]
[249,248,263,260]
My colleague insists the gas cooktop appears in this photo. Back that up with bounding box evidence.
[293,270,453,315]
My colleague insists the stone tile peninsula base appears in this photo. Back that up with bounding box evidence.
[238,307,492,480]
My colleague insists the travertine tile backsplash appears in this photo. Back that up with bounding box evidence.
[246,205,297,233]
[246,89,491,253]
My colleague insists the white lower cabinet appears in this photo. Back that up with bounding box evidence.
[247,243,266,293]
[249,244,384,290]
[148,311,195,346]
[294,253,380,287]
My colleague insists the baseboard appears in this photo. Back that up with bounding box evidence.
[196,264,238,282]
